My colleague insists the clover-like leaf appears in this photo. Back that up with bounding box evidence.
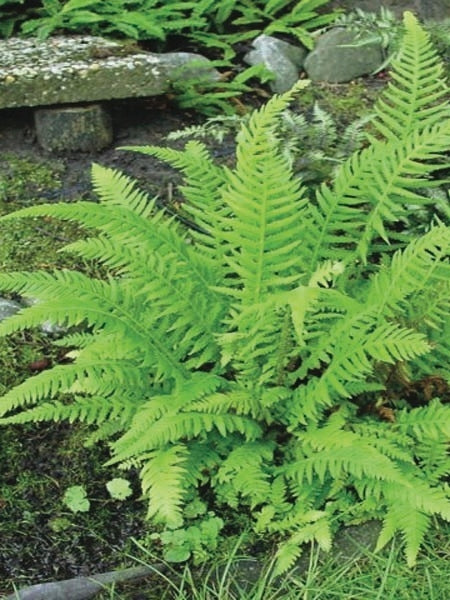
[63,485,90,513]
[106,477,133,500]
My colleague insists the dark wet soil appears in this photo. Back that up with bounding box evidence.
[0,97,212,206]
[0,424,143,586]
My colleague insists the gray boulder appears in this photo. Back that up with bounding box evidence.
[0,298,21,322]
[304,27,384,82]
[244,34,308,93]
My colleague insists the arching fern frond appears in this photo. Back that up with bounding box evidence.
[273,516,332,575]
[123,141,229,259]
[367,225,450,320]
[0,395,138,427]
[110,411,262,465]
[378,480,450,566]
[215,441,274,508]
[396,399,450,440]
[90,162,155,216]
[221,81,311,307]
[371,11,449,141]
[140,445,190,528]
[309,121,450,267]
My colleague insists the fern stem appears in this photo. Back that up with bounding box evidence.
[276,310,293,386]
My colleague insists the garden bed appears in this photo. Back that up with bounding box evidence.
[0,17,449,597]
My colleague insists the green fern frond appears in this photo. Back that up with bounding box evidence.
[375,501,401,551]
[63,238,223,366]
[355,124,450,260]
[0,395,136,426]
[368,225,450,319]
[408,282,450,331]
[311,121,449,266]
[110,411,262,464]
[273,541,303,576]
[400,509,430,567]
[123,141,228,255]
[396,399,450,439]
[290,309,431,425]
[415,439,450,483]
[0,365,77,415]
[365,323,430,362]
[1,185,219,294]
[371,12,449,142]
[308,31,449,269]
[141,445,189,528]
[0,359,147,419]
[379,478,450,566]
[53,330,99,349]
[274,516,332,575]
[105,372,224,455]
[188,389,271,421]
[222,82,311,307]
[90,162,155,216]
[216,441,274,508]
[0,270,188,381]
[216,83,312,382]
[285,431,409,487]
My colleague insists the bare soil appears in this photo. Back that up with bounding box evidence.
[0,97,209,205]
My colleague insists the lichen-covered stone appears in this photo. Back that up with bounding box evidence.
[304,28,384,82]
[34,104,112,152]
[0,36,218,110]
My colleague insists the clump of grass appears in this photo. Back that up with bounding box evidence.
[91,524,450,599]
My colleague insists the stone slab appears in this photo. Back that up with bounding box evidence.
[0,36,218,110]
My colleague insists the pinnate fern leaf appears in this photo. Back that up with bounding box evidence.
[141,445,189,528]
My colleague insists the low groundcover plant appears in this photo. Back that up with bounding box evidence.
[0,13,448,572]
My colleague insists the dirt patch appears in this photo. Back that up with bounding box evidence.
[0,97,207,205]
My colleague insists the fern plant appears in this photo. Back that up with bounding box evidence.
[189,0,339,56]
[8,0,337,48]
[167,101,373,181]
[0,12,449,572]
[333,7,401,72]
